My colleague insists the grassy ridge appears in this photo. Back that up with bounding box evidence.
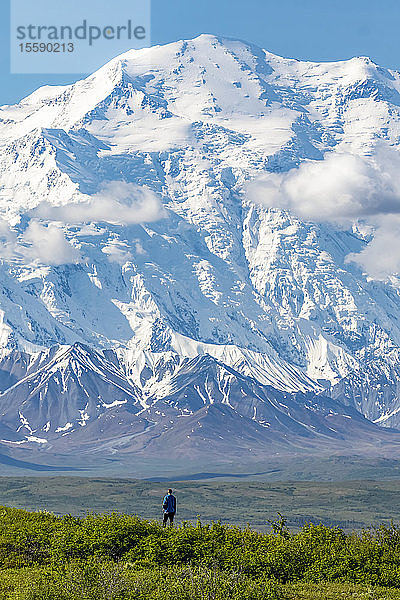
[2,507,400,598]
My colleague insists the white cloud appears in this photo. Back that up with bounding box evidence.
[102,242,133,265]
[0,220,18,261]
[21,221,81,266]
[102,237,146,264]
[247,145,400,280]
[134,239,146,255]
[0,181,162,267]
[346,218,400,280]
[0,220,80,266]
[33,182,166,225]
[247,147,400,224]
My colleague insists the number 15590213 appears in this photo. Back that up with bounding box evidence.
[19,42,74,52]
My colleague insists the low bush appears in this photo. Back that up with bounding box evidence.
[1,506,400,598]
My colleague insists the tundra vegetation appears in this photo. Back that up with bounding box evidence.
[1,507,400,599]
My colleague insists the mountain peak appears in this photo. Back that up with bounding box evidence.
[2,35,397,143]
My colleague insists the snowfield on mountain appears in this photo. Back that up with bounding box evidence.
[1,34,400,470]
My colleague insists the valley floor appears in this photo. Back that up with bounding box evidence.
[2,474,400,530]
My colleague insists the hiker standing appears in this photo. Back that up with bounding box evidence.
[162,488,176,527]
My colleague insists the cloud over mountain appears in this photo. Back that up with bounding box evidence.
[0,182,164,266]
[247,145,400,279]
[33,182,166,226]
[0,220,80,266]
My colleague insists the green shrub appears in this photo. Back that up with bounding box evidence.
[1,506,400,593]
[10,561,284,600]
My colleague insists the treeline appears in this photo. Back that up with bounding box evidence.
[1,506,400,598]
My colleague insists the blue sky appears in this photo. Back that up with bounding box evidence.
[1,0,400,105]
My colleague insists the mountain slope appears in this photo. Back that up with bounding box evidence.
[0,35,400,464]
[0,346,396,463]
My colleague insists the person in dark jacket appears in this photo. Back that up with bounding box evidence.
[162,488,176,526]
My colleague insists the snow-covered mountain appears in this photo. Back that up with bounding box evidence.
[1,34,400,467]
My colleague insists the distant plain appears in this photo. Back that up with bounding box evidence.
[2,473,400,531]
